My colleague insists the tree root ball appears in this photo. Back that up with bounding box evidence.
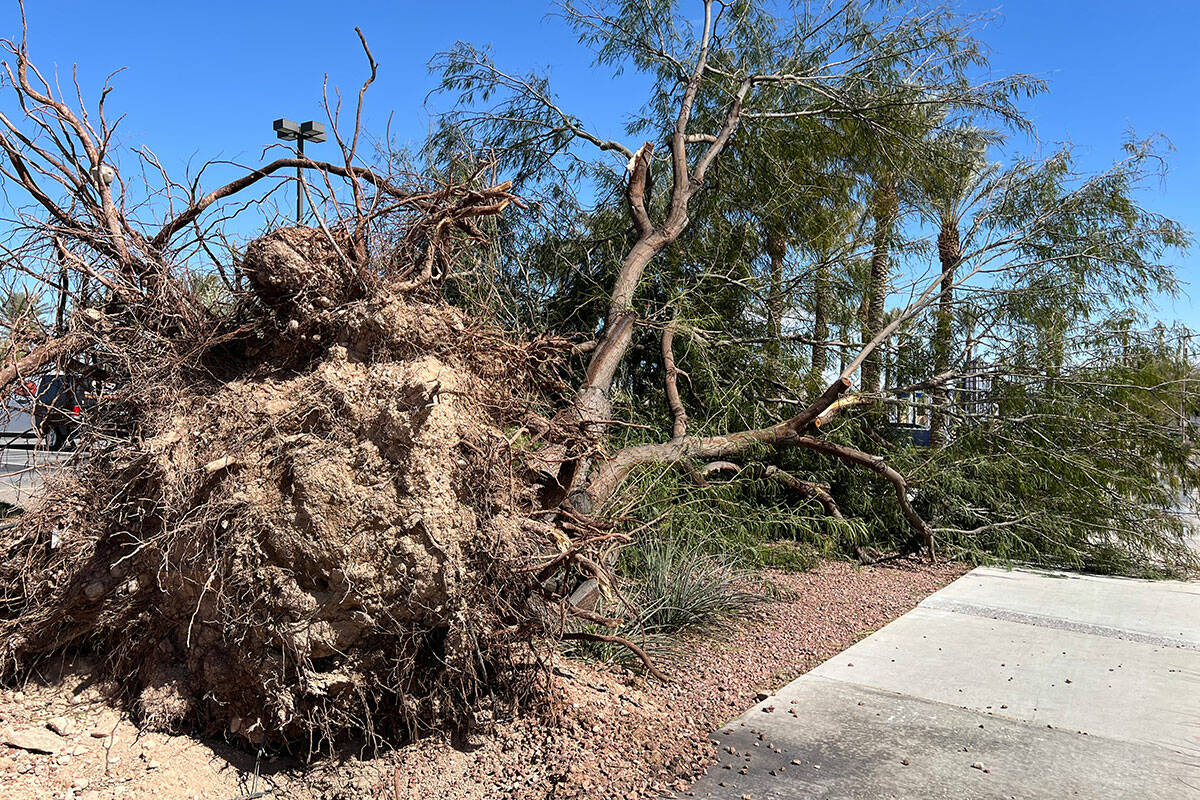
[243,226,368,316]
[0,238,562,752]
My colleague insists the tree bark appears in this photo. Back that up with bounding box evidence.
[929,212,960,448]
[583,377,851,507]
[791,435,934,560]
[662,320,687,439]
[571,143,669,439]
[861,179,898,392]
[579,376,935,560]
[0,334,85,395]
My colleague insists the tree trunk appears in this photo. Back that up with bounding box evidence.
[809,257,830,388]
[572,142,676,437]
[929,212,960,448]
[565,144,684,507]
[764,228,786,385]
[861,179,898,392]
[572,237,662,435]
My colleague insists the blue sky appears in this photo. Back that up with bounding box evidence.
[10,1,1200,324]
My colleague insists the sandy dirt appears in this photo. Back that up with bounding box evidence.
[0,558,967,800]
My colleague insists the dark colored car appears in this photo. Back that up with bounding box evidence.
[8,373,86,450]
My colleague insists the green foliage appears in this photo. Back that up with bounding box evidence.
[910,333,1200,577]
[618,536,762,634]
[565,532,763,666]
[614,461,871,566]
[430,1,1198,580]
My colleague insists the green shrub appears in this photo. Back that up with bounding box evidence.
[619,536,761,634]
[565,535,762,667]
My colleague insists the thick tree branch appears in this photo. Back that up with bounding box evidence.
[582,377,851,506]
[669,0,715,202]
[791,435,935,560]
[0,333,86,395]
[761,465,843,520]
[661,320,687,439]
[580,376,936,561]
[625,142,655,236]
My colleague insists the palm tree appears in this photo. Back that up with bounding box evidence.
[802,203,860,389]
[842,109,936,393]
[716,112,852,395]
[861,175,899,392]
[914,125,997,447]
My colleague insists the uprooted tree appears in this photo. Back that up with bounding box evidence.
[0,0,1195,753]
[0,11,586,749]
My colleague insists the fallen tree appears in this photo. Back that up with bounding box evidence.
[0,0,1194,757]
[432,0,1036,560]
[434,0,1196,575]
[0,15,627,752]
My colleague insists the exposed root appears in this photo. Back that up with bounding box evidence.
[561,632,668,682]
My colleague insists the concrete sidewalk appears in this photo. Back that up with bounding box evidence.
[685,567,1200,798]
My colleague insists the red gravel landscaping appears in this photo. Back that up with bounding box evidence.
[383,557,968,800]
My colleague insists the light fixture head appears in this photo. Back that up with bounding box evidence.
[299,120,327,143]
[273,118,300,140]
[91,163,115,186]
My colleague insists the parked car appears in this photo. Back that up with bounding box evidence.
[7,372,87,450]
[0,398,36,448]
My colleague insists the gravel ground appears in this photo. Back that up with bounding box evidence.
[381,557,968,800]
[0,557,966,800]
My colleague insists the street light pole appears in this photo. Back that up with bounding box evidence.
[272,119,327,225]
[296,135,304,224]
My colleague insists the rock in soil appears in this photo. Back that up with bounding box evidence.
[2,727,65,754]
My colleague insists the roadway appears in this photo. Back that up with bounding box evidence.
[0,448,71,507]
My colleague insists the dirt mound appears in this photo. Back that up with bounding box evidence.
[0,240,564,752]
[243,226,368,316]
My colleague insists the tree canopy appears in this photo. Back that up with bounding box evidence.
[428,0,1196,574]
